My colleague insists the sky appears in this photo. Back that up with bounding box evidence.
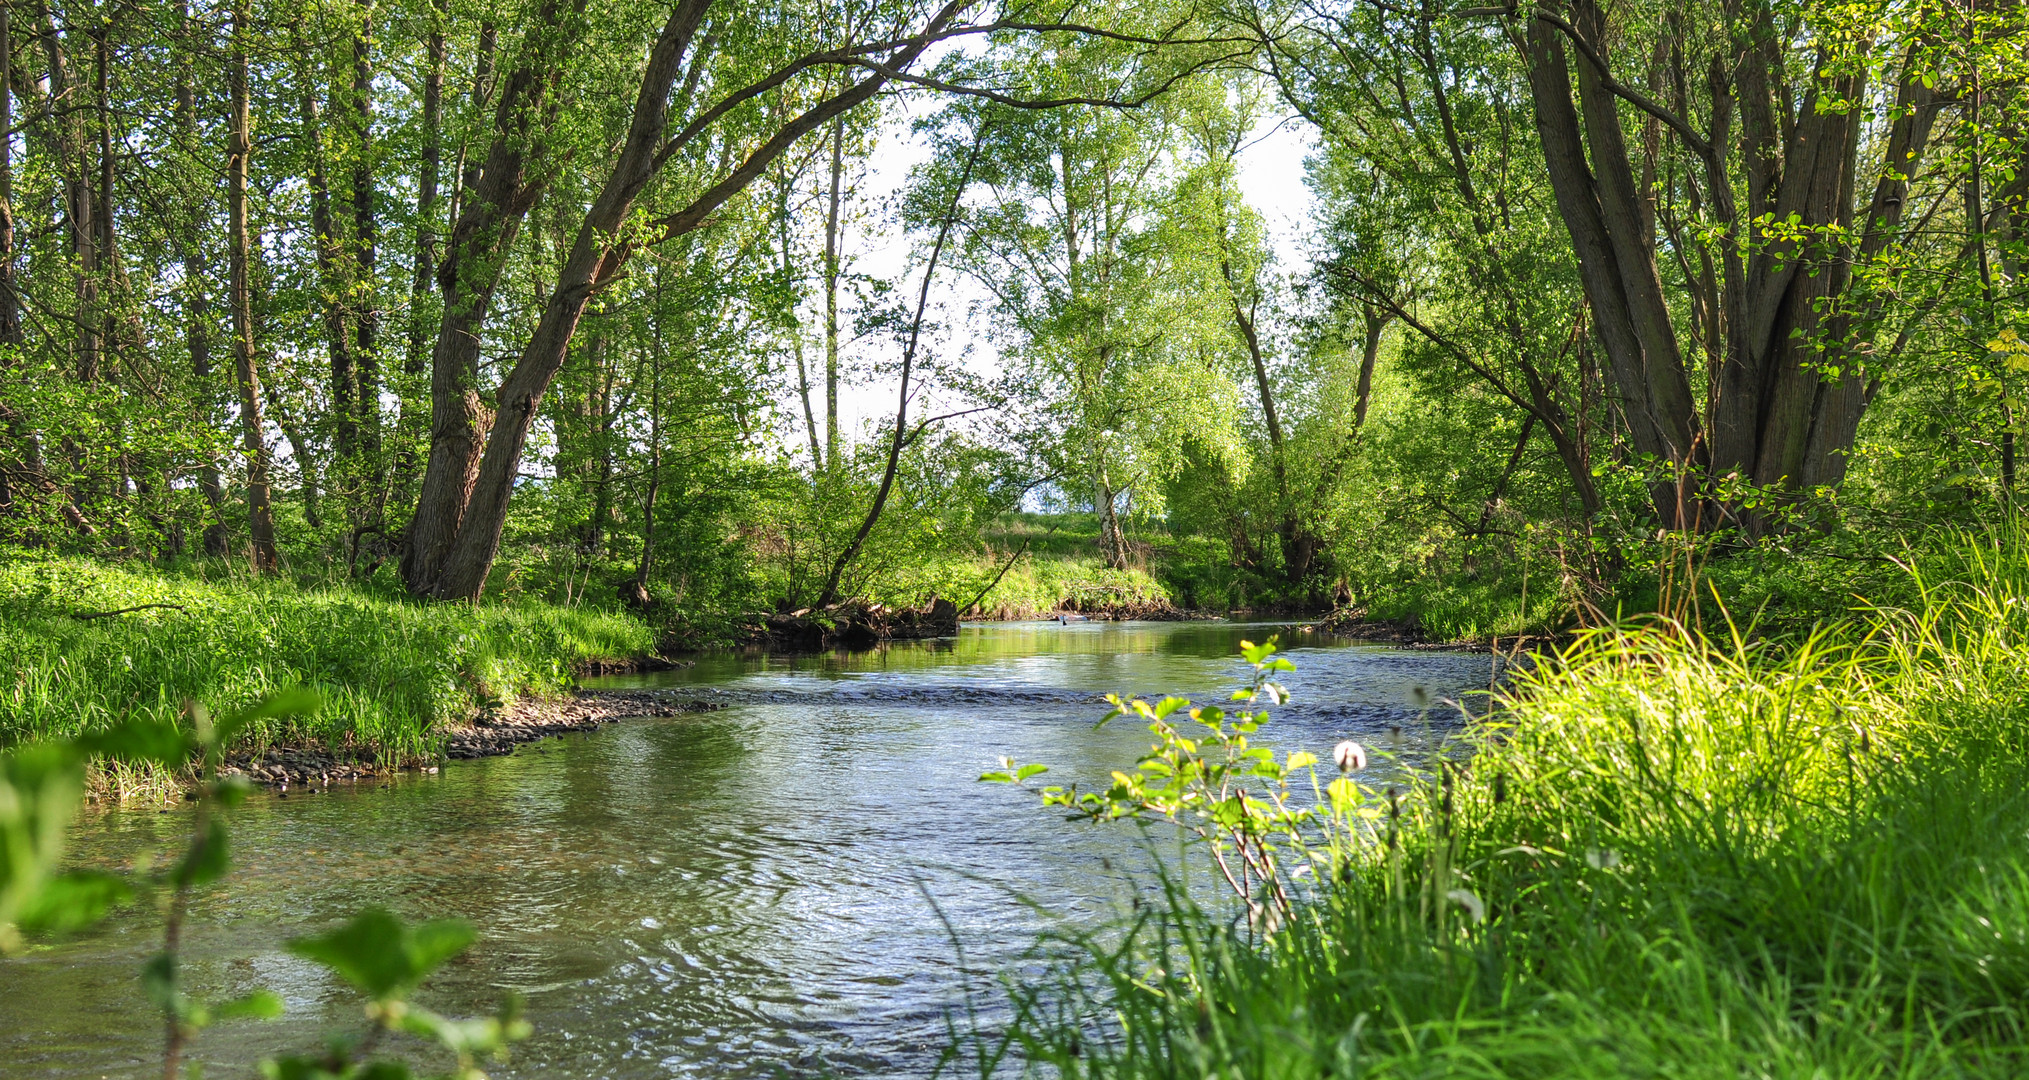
[791,101,1319,451]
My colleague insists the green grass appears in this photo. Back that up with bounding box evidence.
[977,529,2029,1078]
[866,547,1172,619]
[0,552,653,764]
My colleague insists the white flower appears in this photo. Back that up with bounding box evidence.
[1446,888,1486,924]
[1333,740,1368,772]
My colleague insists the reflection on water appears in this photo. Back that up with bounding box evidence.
[0,621,1501,1078]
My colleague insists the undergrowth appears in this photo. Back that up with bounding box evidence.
[853,546,1173,619]
[0,551,652,764]
[969,529,2029,1078]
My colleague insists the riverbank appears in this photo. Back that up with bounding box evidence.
[160,689,724,799]
[987,531,2029,1077]
[0,552,655,773]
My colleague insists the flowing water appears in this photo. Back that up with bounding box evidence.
[0,621,1501,1079]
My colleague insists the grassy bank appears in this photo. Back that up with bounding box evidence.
[873,550,1172,620]
[0,552,652,764]
[986,532,2029,1077]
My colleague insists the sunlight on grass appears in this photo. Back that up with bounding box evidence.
[0,551,652,764]
[970,529,2029,1078]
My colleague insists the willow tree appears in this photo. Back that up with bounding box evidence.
[924,38,1248,571]
[1508,0,1982,523]
[1261,0,1609,524]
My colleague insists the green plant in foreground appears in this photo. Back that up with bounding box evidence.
[2,690,528,1079]
[986,640,1401,931]
[971,536,2029,1078]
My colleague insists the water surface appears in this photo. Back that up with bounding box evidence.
[0,621,1499,1078]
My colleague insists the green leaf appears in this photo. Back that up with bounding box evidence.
[0,745,86,947]
[142,952,180,1013]
[212,775,254,809]
[172,818,231,889]
[76,716,193,768]
[287,907,476,1000]
[1328,777,1361,812]
[15,870,130,933]
[1015,764,1049,781]
[259,1056,346,1080]
[214,990,284,1021]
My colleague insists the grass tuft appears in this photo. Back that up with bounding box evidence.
[0,551,652,766]
[977,527,2029,1078]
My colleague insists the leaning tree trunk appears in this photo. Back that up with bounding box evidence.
[401,0,572,593]
[427,4,952,600]
[814,126,979,608]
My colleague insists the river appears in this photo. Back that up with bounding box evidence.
[0,621,1501,1078]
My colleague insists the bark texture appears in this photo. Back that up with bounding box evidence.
[1522,1,1942,523]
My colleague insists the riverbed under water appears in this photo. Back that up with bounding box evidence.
[1,621,1501,1078]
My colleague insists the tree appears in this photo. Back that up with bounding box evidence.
[406,0,1242,599]
[1264,0,1610,527]
[1511,0,1971,525]
[929,36,1248,571]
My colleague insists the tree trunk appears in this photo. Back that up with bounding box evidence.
[1524,5,1940,525]
[228,0,278,571]
[268,386,322,529]
[815,126,978,607]
[0,2,18,353]
[823,115,844,470]
[427,7,950,600]
[634,312,662,597]
[582,334,613,554]
[0,1,18,520]
[779,169,823,468]
[301,89,358,472]
[1524,16,1695,526]
[391,0,446,516]
[176,0,228,555]
[351,5,380,473]
[402,0,575,593]
[1353,307,1384,429]
[33,3,98,385]
[1097,473,1129,571]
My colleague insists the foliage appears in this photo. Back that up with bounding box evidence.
[0,551,652,760]
[2,691,526,1078]
[986,639,1319,926]
[970,528,2029,1077]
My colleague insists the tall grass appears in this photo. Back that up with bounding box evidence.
[977,531,2029,1078]
[868,549,1173,619]
[0,552,653,762]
